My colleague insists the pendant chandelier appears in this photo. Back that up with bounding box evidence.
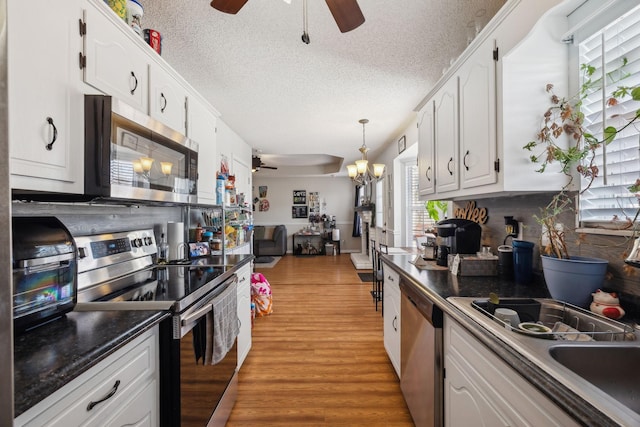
[346,119,385,185]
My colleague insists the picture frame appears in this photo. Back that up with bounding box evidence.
[398,135,406,154]
[293,190,307,205]
[292,205,308,218]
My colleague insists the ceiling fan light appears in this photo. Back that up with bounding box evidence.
[347,164,358,178]
[373,163,385,178]
[355,159,368,174]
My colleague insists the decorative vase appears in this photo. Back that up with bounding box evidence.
[541,255,608,308]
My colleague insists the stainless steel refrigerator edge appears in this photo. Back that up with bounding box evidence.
[0,0,15,423]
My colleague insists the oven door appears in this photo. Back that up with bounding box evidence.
[160,275,239,427]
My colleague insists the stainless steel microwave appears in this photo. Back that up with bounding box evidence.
[85,95,198,204]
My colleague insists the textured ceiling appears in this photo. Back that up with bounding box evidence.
[143,0,506,176]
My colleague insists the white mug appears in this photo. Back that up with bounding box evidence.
[494,308,520,329]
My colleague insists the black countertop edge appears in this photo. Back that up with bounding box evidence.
[382,253,620,427]
[14,310,169,417]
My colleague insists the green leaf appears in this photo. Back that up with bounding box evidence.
[632,86,640,101]
[603,126,618,144]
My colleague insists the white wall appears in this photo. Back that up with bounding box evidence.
[369,114,419,247]
[251,176,361,252]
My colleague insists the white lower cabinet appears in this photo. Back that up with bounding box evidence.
[14,327,159,427]
[444,316,578,427]
[382,263,401,377]
[237,263,253,369]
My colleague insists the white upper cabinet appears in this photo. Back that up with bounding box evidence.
[82,0,149,112]
[8,0,84,193]
[417,101,435,196]
[459,38,497,189]
[416,0,574,200]
[149,63,187,135]
[188,95,218,204]
[434,78,459,194]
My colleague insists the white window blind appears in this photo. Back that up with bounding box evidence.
[578,4,640,225]
[405,164,435,244]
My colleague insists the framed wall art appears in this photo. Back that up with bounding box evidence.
[292,205,308,218]
[398,135,406,154]
[293,190,306,204]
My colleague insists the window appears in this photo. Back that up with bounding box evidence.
[405,163,436,245]
[576,3,640,227]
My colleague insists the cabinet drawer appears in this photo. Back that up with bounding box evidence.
[15,328,158,427]
[382,263,400,291]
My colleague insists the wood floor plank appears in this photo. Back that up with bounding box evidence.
[226,254,413,426]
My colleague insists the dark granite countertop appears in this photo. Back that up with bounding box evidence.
[382,253,636,427]
[14,310,169,417]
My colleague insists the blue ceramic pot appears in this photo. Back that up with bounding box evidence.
[541,255,608,308]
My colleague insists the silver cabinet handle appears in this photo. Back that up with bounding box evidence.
[392,315,398,332]
[463,150,470,171]
[426,166,432,182]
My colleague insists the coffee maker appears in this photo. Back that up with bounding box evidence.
[435,218,482,266]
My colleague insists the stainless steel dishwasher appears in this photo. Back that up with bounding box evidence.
[400,281,444,427]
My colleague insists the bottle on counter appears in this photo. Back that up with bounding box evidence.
[195,223,204,242]
[158,230,168,264]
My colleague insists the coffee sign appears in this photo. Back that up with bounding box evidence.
[453,201,488,224]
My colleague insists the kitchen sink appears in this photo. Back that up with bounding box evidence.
[447,296,640,425]
[549,344,640,415]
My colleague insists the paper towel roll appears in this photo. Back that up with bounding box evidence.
[332,228,340,241]
[167,221,185,261]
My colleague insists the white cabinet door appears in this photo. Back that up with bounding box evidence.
[417,101,436,197]
[444,316,579,427]
[188,95,218,204]
[382,263,401,377]
[434,78,459,193]
[459,39,497,189]
[83,0,149,112]
[8,0,84,193]
[149,63,187,134]
[237,263,252,368]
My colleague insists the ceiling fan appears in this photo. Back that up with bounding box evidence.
[252,156,278,172]
[210,0,365,33]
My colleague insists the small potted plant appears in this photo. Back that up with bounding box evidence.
[523,60,640,307]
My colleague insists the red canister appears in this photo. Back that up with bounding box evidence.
[143,29,162,55]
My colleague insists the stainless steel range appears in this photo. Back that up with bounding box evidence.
[74,228,240,427]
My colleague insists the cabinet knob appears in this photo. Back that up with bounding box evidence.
[45,117,58,151]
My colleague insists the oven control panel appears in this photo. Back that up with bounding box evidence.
[75,229,157,273]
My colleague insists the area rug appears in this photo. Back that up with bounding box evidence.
[254,256,282,269]
[358,272,374,282]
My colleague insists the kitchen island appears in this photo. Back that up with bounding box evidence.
[382,253,639,427]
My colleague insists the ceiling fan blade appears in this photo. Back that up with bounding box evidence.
[325,0,365,33]
[210,0,249,14]
[262,165,278,170]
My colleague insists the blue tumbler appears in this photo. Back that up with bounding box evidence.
[512,240,535,284]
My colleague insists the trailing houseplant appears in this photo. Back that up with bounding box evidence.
[522,60,640,306]
[523,60,640,259]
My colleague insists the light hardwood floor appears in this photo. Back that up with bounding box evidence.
[227,253,414,426]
